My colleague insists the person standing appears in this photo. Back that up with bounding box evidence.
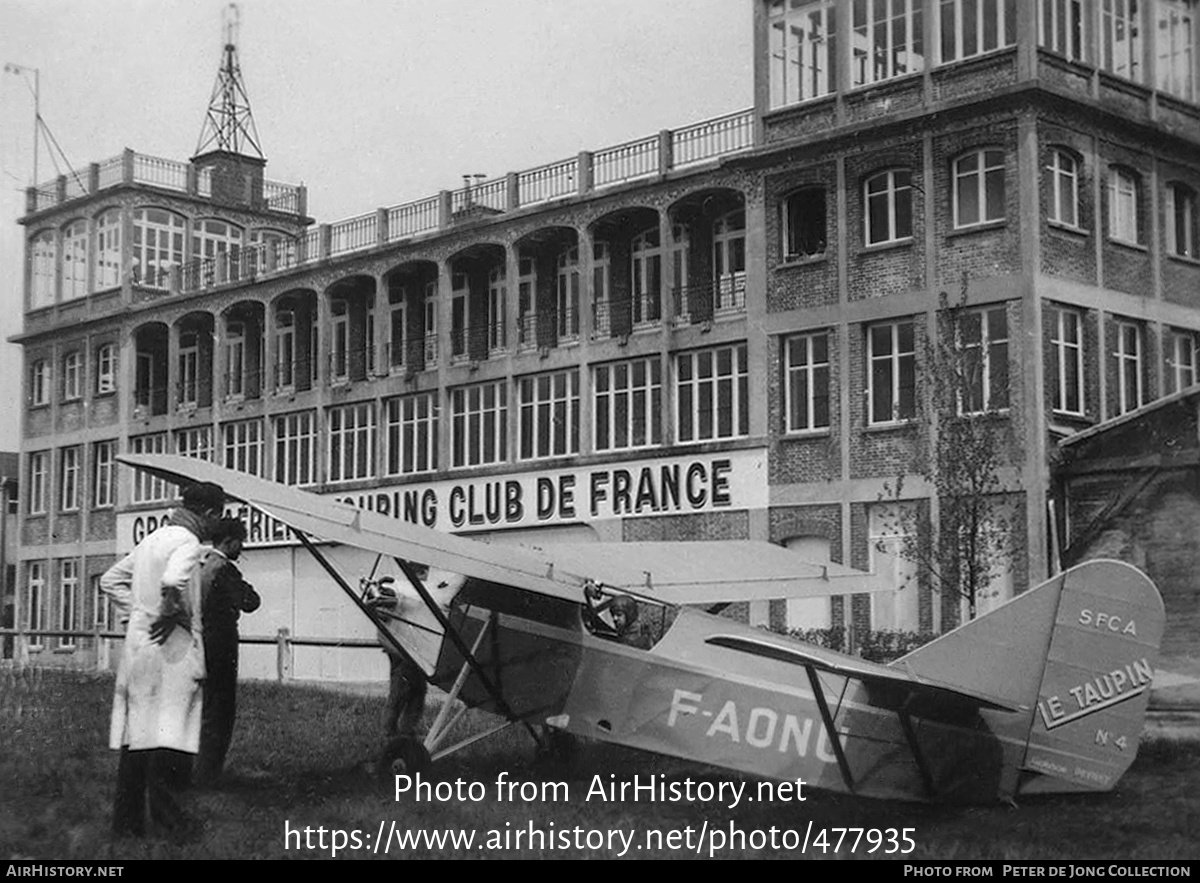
[102,481,225,839]
[193,517,260,787]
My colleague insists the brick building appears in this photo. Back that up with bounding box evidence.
[1056,387,1200,661]
[10,1,1200,678]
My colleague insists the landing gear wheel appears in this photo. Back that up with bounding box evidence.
[379,736,431,780]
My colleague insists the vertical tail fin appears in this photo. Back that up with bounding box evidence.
[896,560,1164,794]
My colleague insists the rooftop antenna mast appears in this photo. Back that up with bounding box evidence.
[194,4,264,158]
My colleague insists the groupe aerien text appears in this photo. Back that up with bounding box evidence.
[395,770,806,811]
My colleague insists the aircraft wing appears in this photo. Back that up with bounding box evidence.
[704,633,1022,716]
[520,541,895,604]
[116,454,893,605]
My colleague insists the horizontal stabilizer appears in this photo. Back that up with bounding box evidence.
[705,633,1020,717]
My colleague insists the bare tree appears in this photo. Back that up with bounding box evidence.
[880,283,1021,624]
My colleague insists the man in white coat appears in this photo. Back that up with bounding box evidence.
[101,481,225,838]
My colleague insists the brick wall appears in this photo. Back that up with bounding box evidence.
[846,141,926,301]
[764,160,839,311]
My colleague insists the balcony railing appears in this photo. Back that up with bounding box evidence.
[271,358,317,392]
[673,275,747,325]
[593,288,662,338]
[450,325,496,363]
[383,337,437,373]
[593,135,659,187]
[519,308,579,350]
[329,346,376,383]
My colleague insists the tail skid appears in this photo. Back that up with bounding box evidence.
[896,560,1164,796]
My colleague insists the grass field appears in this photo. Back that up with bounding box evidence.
[2,668,1198,860]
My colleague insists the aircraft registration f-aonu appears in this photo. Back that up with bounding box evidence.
[118,454,1165,804]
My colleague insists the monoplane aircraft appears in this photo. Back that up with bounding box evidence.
[118,454,1164,804]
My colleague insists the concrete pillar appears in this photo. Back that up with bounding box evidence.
[657,130,673,179]
[121,148,135,185]
[376,208,389,247]
[506,172,520,212]
[577,152,594,196]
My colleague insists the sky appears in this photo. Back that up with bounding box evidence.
[0,0,754,451]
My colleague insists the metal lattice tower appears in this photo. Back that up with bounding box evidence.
[194,4,263,158]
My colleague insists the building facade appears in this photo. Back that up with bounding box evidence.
[11,0,1200,678]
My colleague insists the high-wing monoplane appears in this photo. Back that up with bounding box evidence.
[118,454,1165,803]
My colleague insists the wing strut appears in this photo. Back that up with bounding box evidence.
[897,706,937,798]
[803,666,855,794]
[393,557,543,747]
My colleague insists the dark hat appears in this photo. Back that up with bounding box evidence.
[610,595,639,625]
[211,516,247,544]
[181,481,226,513]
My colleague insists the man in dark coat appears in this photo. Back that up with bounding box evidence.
[193,517,260,787]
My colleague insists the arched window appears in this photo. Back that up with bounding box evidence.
[781,188,826,259]
[132,208,185,288]
[864,169,913,245]
[31,230,56,308]
[1108,167,1141,245]
[1046,149,1080,227]
[93,209,122,290]
[62,220,88,300]
[487,264,507,352]
[953,148,1006,228]
[193,218,244,284]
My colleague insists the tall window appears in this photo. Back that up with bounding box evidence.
[276,310,296,389]
[175,427,212,460]
[853,0,925,86]
[131,208,184,288]
[192,218,243,285]
[1157,0,1195,101]
[591,242,611,335]
[939,0,1016,63]
[31,230,56,309]
[1102,0,1143,82]
[1041,0,1084,60]
[1050,307,1085,415]
[95,344,116,395]
[1166,182,1197,258]
[782,188,827,260]
[130,434,170,502]
[769,0,839,108]
[328,403,375,482]
[712,210,747,311]
[1108,167,1141,244]
[385,394,439,475]
[223,419,263,476]
[631,228,663,325]
[1114,320,1144,415]
[1168,328,1199,392]
[451,381,508,467]
[62,220,88,300]
[594,358,663,452]
[28,451,48,514]
[58,560,79,650]
[92,440,115,508]
[953,149,1006,228]
[557,245,582,340]
[94,209,122,290]
[451,272,469,359]
[785,332,831,432]
[274,411,317,486]
[868,321,917,424]
[959,307,1010,414]
[517,252,537,348]
[676,344,750,442]
[178,330,200,407]
[30,359,49,406]
[1047,150,1080,227]
[330,299,349,381]
[488,265,508,352]
[226,323,247,398]
[865,170,914,245]
[62,351,82,401]
[423,282,438,363]
[388,300,406,371]
[59,447,81,511]
[27,562,45,650]
[519,370,580,460]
